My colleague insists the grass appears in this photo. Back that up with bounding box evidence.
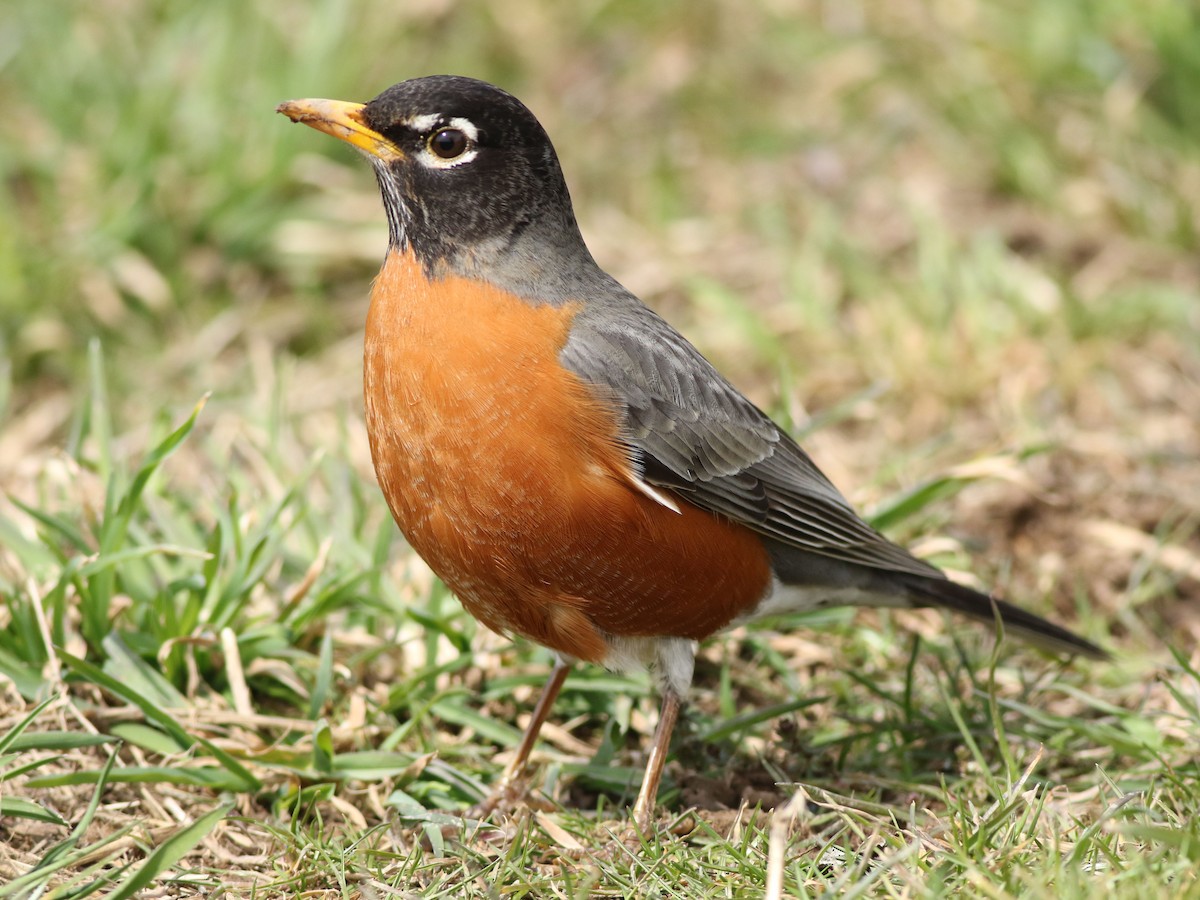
[2,0,1199,896]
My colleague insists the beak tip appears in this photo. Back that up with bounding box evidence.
[273,97,393,160]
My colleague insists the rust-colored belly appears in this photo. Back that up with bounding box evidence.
[363,249,771,663]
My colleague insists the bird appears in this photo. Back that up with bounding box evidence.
[277,75,1106,835]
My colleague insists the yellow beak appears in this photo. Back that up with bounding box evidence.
[276,98,404,163]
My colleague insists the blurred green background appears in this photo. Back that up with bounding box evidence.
[4,0,1196,405]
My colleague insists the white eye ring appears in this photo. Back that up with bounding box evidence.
[410,115,480,169]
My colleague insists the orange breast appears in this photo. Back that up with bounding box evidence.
[364,249,771,663]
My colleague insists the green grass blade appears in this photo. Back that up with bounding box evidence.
[0,753,63,783]
[113,394,209,531]
[312,719,334,774]
[9,731,117,752]
[0,695,55,754]
[0,746,123,896]
[100,632,188,709]
[430,695,524,747]
[28,765,248,789]
[103,800,234,900]
[58,649,260,790]
[308,629,334,720]
[1,795,69,826]
[867,473,974,534]
[5,499,93,555]
[108,722,188,755]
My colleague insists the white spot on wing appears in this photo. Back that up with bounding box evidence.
[628,476,682,513]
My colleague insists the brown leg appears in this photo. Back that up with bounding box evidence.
[469,659,571,819]
[630,687,682,835]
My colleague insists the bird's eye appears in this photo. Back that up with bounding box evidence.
[428,128,469,159]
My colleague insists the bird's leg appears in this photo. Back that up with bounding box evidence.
[467,658,571,820]
[629,686,682,835]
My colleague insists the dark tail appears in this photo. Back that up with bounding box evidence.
[895,573,1109,660]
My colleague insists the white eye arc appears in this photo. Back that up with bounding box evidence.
[408,114,480,169]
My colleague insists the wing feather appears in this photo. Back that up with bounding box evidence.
[560,302,942,581]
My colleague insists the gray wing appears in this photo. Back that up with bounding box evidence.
[560,300,942,580]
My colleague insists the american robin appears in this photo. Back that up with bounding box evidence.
[278,76,1105,834]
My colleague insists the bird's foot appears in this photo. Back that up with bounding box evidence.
[463,772,555,823]
[559,812,663,861]
[425,773,555,846]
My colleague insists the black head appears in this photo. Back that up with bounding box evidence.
[279,76,588,278]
